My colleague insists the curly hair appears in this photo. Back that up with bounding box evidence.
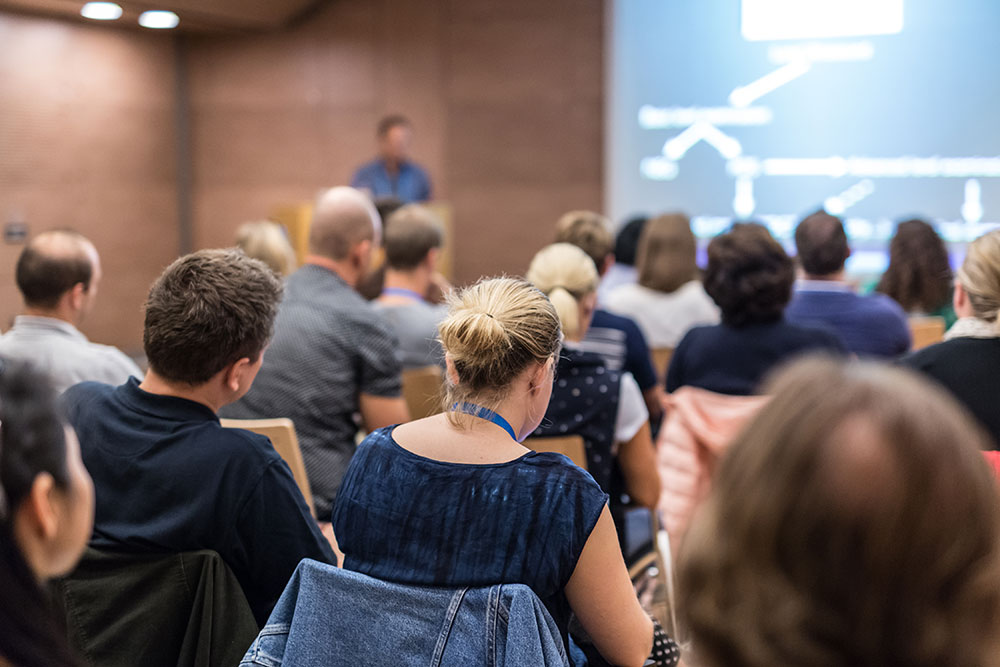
[679,358,1000,667]
[875,219,952,313]
[703,224,794,326]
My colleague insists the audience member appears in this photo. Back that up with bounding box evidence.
[903,229,1000,448]
[555,210,662,424]
[874,218,956,327]
[375,204,449,368]
[63,250,335,626]
[527,243,659,511]
[222,187,409,518]
[332,277,679,667]
[0,359,93,667]
[0,230,141,394]
[668,224,845,395]
[597,215,646,304]
[679,357,1000,667]
[236,220,297,277]
[786,210,911,357]
[350,115,432,203]
[356,196,405,301]
[605,213,719,349]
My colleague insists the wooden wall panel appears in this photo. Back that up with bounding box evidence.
[0,13,178,353]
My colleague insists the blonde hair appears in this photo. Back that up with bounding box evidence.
[957,229,1000,326]
[438,277,561,426]
[526,243,599,340]
[554,210,614,271]
[236,221,297,276]
[637,213,698,293]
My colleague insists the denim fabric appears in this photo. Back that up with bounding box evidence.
[239,559,569,667]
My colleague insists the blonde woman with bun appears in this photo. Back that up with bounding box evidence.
[903,229,1000,448]
[332,277,680,667]
[527,244,660,516]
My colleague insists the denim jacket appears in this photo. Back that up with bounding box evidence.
[240,559,570,667]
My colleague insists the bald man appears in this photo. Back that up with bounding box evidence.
[0,230,141,393]
[222,187,410,519]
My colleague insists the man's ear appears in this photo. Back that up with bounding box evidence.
[23,473,59,541]
[354,239,374,269]
[67,282,87,312]
[425,247,440,272]
[224,357,252,393]
[600,253,614,277]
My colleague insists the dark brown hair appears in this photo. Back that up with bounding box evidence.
[384,205,444,271]
[680,357,1000,667]
[637,213,698,293]
[875,219,952,313]
[703,224,794,326]
[143,249,283,385]
[377,114,410,138]
[15,231,94,309]
[794,210,850,276]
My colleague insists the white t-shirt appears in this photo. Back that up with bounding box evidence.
[604,280,720,348]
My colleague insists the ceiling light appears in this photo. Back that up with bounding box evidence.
[138,10,179,29]
[80,2,123,20]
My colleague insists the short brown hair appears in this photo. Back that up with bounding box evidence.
[438,278,561,425]
[15,230,94,309]
[794,210,849,275]
[680,357,1000,667]
[554,210,614,271]
[143,249,283,385]
[637,213,698,293]
[384,205,444,270]
[703,224,795,326]
[377,115,410,138]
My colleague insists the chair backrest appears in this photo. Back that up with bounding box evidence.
[909,316,946,350]
[54,549,258,667]
[650,347,674,381]
[523,435,588,470]
[401,365,444,420]
[220,417,315,517]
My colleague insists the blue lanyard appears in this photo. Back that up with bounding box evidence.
[381,287,425,302]
[450,402,518,442]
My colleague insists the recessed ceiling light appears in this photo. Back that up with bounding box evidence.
[138,10,179,29]
[80,2,123,20]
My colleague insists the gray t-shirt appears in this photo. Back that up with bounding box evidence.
[221,265,402,518]
[374,301,447,370]
[0,316,142,394]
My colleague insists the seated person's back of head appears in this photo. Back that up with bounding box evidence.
[668,224,845,396]
[0,230,141,393]
[0,359,93,667]
[875,218,955,324]
[236,220,297,277]
[63,249,335,625]
[787,210,911,357]
[374,204,448,369]
[679,357,1000,667]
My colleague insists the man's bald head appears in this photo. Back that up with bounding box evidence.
[308,187,381,261]
[15,230,100,309]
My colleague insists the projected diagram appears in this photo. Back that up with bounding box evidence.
[637,0,1000,230]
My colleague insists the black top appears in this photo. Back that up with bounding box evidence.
[667,319,848,395]
[901,337,1000,450]
[63,378,336,625]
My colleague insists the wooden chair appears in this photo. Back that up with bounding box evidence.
[650,347,674,382]
[402,365,444,420]
[909,316,946,350]
[219,417,315,517]
[523,435,588,470]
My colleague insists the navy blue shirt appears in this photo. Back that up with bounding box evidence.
[785,282,911,358]
[667,319,847,395]
[580,309,658,392]
[332,426,608,649]
[350,158,432,202]
[63,378,336,626]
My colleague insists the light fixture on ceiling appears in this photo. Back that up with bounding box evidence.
[80,2,123,20]
[138,10,179,29]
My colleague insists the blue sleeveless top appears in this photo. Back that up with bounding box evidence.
[332,425,609,647]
